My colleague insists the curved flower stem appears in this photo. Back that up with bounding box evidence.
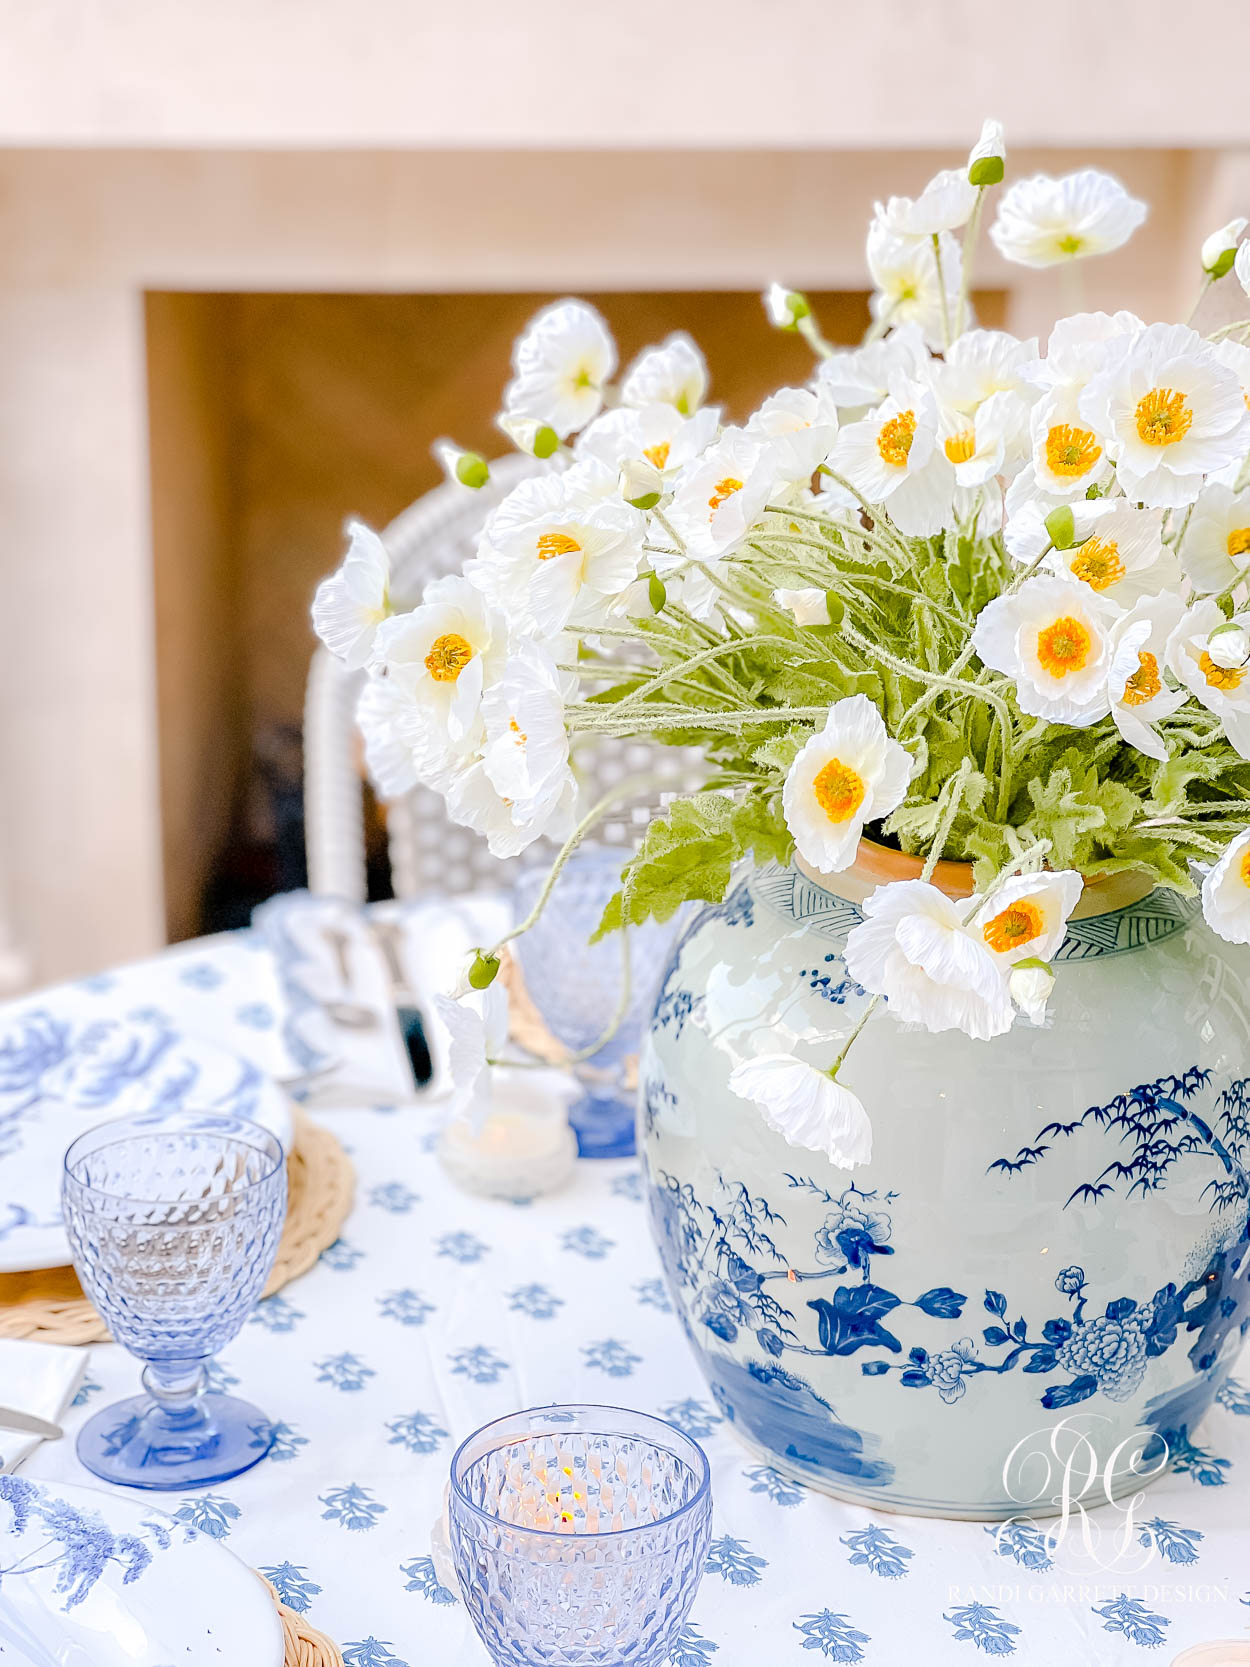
[797,311,836,360]
[652,507,687,553]
[607,633,799,711]
[932,234,953,350]
[482,773,669,961]
[567,703,833,737]
[840,620,1015,726]
[1185,274,1214,327]
[955,187,986,338]
[922,760,973,877]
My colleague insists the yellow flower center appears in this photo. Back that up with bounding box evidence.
[1200,650,1245,691]
[1228,527,1250,559]
[536,532,582,562]
[424,632,474,683]
[1121,651,1162,707]
[708,476,744,513]
[877,410,917,469]
[1036,616,1093,678]
[944,429,976,464]
[643,442,671,470]
[509,717,527,743]
[1044,424,1102,478]
[1057,233,1084,255]
[1068,536,1126,592]
[1241,848,1250,889]
[812,758,866,825]
[982,899,1046,954]
[1135,387,1193,448]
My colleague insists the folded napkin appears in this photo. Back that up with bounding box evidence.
[0,1339,88,1472]
[254,890,512,1107]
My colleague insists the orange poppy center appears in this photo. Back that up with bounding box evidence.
[1200,650,1245,691]
[1036,616,1093,677]
[643,441,671,470]
[536,532,582,562]
[1241,848,1250,889]
[982,899,1046,954]
[1068,536,1126,591]
[1121,651,1162,708]
[424,632,474,683]
[812,758,866,825]
[877,410,917,468]
[707,476,744,513]
[1135,387,1193,447]
[1044,424,1102,478]
[1228,528,1250,559]
[944,428,976,464]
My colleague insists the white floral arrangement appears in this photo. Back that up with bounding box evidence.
[312,120,1250,1169]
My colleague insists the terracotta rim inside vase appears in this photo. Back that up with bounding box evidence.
[794,838,1158,921]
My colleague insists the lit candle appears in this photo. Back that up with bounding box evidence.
[437,1105,576,1201]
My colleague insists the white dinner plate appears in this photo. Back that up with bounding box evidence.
[0,1006,295,1273]
[0,1476,285,1667]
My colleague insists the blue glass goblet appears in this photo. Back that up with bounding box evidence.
[514,847,678,1158]
[449,1403,712,1667]
[61,1109,287,1490]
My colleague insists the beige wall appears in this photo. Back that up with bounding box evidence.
[0,142,1246,981]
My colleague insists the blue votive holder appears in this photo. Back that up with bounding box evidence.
[61,1109,287,1490]
[449,1403,713,1667]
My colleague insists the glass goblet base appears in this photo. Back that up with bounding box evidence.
[568,1089,637,1159]
[75,1391,275,1490]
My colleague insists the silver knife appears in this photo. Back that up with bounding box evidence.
[0,1406,62,1440]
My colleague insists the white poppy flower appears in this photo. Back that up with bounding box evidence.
[663,427,776,561]
[620,333,708,415]
[479,646,575,855]
[434,984,509,1130]
[1025,390,1113,500]
[1023,312,1145,400]
[773,587,831,626]
[1201,217,1247,276]
[469,471,646,635]
[1201,829,1250,945]
[970,871,1084,970]
[1180,483,1250,595]
[989,170,1147,268]
[971,574,1116,726]
[844,880,1014,1041]
[967,119,1006,185]
[938,330,1038,412]
[355,673,419,799]
[575,402,720,480]
[938,389,1031,488]
[1080,322,1250,509]
[782,694,912,875]
[1238,241,1250,299]
[1167,598,1250,758]
[311,521,391,669]
[1107,592,1188,760]
[727,1053,872,1169]
[876,168,980,238]
[369,575,509,783]
[1045,502,1178,606]
[831,377,956,535]
[503,300,617,438]
[814,323,930,410]
[866,222,963,349]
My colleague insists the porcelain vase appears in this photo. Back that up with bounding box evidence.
[638,851,1250,1518]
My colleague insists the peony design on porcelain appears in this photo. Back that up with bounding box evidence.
[639,854,1250,1519]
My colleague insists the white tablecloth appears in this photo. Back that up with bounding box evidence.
[12,924,1250,1666]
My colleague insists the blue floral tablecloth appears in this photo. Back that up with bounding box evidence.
[12,927,1250,1666]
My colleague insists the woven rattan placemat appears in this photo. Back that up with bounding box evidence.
[0,1111,354,1344]
[264,1575,345,1666]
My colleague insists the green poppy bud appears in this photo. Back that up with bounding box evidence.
[648,574,667,613]
[1044,504,1076,550]
[468,951,500,990]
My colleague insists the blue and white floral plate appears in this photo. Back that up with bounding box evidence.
[0,1008,295,1273]
[0,1475,284,1665]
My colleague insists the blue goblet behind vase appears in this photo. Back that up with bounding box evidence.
[61,1109,287,1489]
[513,847,676,1158]
[449,1404,712,1667]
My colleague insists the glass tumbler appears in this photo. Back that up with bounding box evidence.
[513,846,678,1159]
[449,1403,712,1667]
[61,1108,287,1489]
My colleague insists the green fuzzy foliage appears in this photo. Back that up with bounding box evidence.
[575,505,1250,931]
